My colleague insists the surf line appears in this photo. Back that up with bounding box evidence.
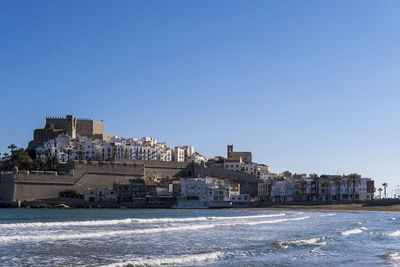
[0,216,309,243]
[0,213,286,229]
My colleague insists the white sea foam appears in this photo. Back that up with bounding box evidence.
[276,235,329,249]
[0,213,286,229]
[101,251,224,267]
[385,230,400,237]
[379,251,400,261]
[341,227,367,236]
[319,213,335,217]
[0,216,309,243]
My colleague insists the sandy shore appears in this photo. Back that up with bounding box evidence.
[253,203,400,212]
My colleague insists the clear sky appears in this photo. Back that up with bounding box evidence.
[1,1,399,193]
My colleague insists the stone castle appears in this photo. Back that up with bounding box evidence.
[28,115,105,150]
[0,115,260,202]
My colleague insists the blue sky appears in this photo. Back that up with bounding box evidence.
[1,1,399,193]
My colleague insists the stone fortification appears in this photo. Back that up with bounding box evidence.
[28,115,105,150]
[117,159,194,178]
[0,160,259,201]
[117,159,259,196]
[0,161,144,201]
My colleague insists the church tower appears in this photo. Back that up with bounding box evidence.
[227,144,233,158]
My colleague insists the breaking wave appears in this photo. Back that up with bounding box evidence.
[384,230,400,237]
[0,216,309,243]
[0,213,286,229]
[379,251,400,261]
[341,227,367,236]
[101,251,224,267]
[319,213,336,217]
[276,235,329,249]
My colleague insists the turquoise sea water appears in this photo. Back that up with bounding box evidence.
[0,208,399,266]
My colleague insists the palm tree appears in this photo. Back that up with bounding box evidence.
[309,173,319,200]
[8,144,17,154]
[378,188,383,199]
[44,149,51,170]
[382,183,388,199]
[51,156,58,170]
[321,180,331,203]
[66,149,73,162]
[37,150,43,161]
[322,180,332,202]
[348,173,361,202]
[334,175,343,203]
[300,180,307,201]
[77,151,84,162]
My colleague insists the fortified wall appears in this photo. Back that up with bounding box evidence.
[28,115,105,150]
[117,159,194,178]
[0,161,144,201]
[193,164,259,196]
[0,160,260,201]
[117,159,259,195]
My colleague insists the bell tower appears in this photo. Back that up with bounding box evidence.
[227,144,233,158]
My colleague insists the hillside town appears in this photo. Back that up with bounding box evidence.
[0,115,379,208]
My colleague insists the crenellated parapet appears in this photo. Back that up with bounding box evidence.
[29,115,105,150]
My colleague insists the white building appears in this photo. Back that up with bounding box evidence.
[84,187,117,203]
[173,147,185,162]
[190,152,207,164]
[180,178,212,202]
[241,163,269,177]
[36,135,199,163]
[224,158,242,172]
[230,194,250,207]
[172,177,248,208]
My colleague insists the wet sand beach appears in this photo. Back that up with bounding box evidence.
[255,203,400,212]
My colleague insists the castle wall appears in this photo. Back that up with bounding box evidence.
[46,115,76,138]
[118,160,259,196]
[31,115,105,150]
[13,182,73,202]
[116,159,193,178]
[118,159,259,195]
[46,117,68,130]
[30,128,67,149]
[0,161,145,201]
[193,165,259,196]
[0,160,259,201]
[76,120,92,138]
[76,119,104,139]
[92,120,104,136]
[0,173,15,201]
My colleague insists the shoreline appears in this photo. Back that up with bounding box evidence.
[250,203,400,212]
[2,199,400,212]
[2,203,400,212]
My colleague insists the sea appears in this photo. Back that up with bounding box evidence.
[0,208,399,266]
